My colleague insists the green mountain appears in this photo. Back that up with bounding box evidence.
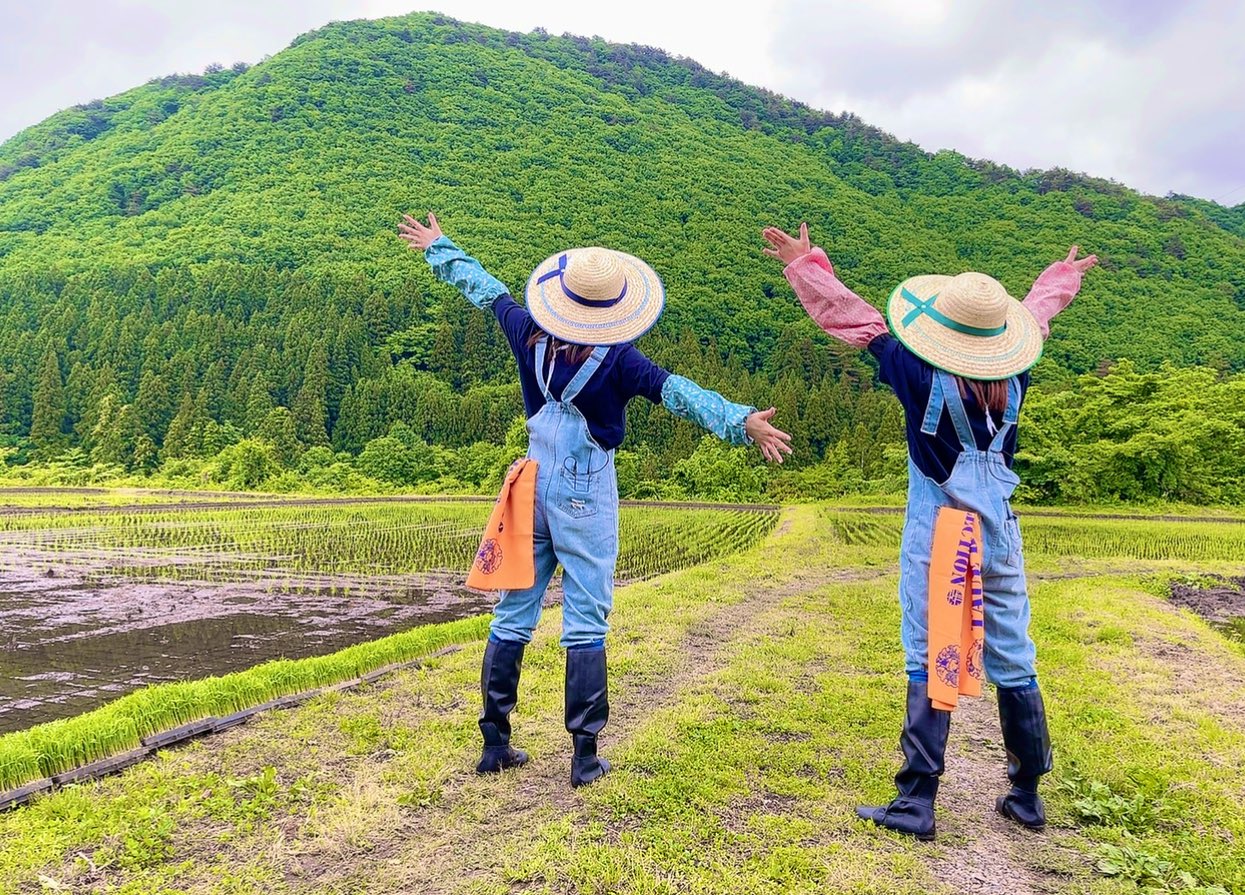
[1,12,1243,501]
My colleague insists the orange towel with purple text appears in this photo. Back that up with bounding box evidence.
[928,507,985,711]
[467,459,537,590]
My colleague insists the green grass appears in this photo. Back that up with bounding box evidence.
[1,505,1243,893]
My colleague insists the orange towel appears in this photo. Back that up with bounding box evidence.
[927,507,985,711]
[467,458,538,590]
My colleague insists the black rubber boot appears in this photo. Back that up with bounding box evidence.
[995,682,1053,831]
[476,637,530,774]
[856,678,950,841]
[565,645,611,788]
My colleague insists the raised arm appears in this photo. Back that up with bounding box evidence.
[399,212,508,310]
[628,347,791,462]
[1022,245,1098,338]
[660,374,793,463]
[762,222,888,348]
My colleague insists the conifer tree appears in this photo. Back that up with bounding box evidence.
[293,341,330,446]
[30,345,67,453]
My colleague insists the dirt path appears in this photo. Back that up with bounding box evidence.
[292,561,888,894]
[282,557,1104,895]
[931,693,1074,895]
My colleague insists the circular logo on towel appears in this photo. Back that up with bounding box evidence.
[935,645,960,688]
[945,586,963,606]
[967,640,984,681]
[475,538,502,574]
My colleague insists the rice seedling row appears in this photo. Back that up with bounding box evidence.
[823,510,1245,562]
[2,503,779,584]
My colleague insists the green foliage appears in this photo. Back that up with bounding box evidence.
[28,345,66,455]
[205,438,281,489]
[1096,839,1230,894]
[1059,774,1167,831]
[669,436,766,502]
[1,12,1243,503]
[1018,363,1245,504]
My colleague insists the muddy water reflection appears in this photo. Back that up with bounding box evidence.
[0,565,494,734]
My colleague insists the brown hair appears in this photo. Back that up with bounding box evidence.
[956,376,1009,416]
[526,329,595,365]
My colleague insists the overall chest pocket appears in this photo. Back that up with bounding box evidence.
[557,462,601,519]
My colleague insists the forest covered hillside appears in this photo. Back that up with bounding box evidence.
[2,12,1243,502]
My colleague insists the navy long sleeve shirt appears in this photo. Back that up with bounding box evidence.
[868,334,1029,483]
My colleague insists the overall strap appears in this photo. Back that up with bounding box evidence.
[559,346,610,402]
[936,370,978,452]
[987,377,1022,453]
[534,338,555,402]
[920,372,946,435]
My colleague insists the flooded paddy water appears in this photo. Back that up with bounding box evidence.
[0,495,503,733]
[0,544,493,734]
[0,491,780,734]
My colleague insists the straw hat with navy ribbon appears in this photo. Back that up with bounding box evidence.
[525,247,665,346]
[886,271,1043,381]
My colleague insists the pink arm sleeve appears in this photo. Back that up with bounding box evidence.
[783,247,889,348]
[1021,261,1084,338]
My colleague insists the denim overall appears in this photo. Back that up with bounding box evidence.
[899,370,1037,689]
[490,339,620,648]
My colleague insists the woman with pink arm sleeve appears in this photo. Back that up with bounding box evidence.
[764,221,1096,841]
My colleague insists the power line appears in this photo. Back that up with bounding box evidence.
[1213,182,1245,205]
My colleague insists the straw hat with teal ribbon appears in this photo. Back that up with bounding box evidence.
[886,271,1043,380]
[524,247,665,346]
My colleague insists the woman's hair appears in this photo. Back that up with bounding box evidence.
[526,329,595,365]
[956,376,1009,416]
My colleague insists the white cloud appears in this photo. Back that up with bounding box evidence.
[768,0,1245,201]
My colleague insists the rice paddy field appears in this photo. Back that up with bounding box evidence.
[1,492,1244,894]
[0,492,780,737]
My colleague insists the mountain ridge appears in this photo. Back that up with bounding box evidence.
[0,11,1243,503]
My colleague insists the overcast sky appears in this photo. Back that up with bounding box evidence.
[1,0,1241,204]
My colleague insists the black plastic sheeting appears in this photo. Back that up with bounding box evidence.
[53,747,150,786]
[0,644,461,812]
[0,778,53,811]
[141,717,217,750]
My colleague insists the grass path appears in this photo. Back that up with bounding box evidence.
[2,507,1244,894]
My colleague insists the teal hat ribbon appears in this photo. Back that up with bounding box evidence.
[900,287,1007,338]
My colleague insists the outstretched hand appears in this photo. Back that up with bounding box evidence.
[762,222,812,265]
[398,212,444,251]
[1063,245,1098,274]
[746,408,794,464]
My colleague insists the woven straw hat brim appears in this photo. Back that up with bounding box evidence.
[524,249,665,346]
[886,274,1043,380]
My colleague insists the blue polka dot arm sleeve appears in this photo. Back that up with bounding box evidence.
[660,374,756,445]
[423,235,508,310]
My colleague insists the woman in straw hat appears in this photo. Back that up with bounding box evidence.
[400,213,792,787]
[762,221,1096,840]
